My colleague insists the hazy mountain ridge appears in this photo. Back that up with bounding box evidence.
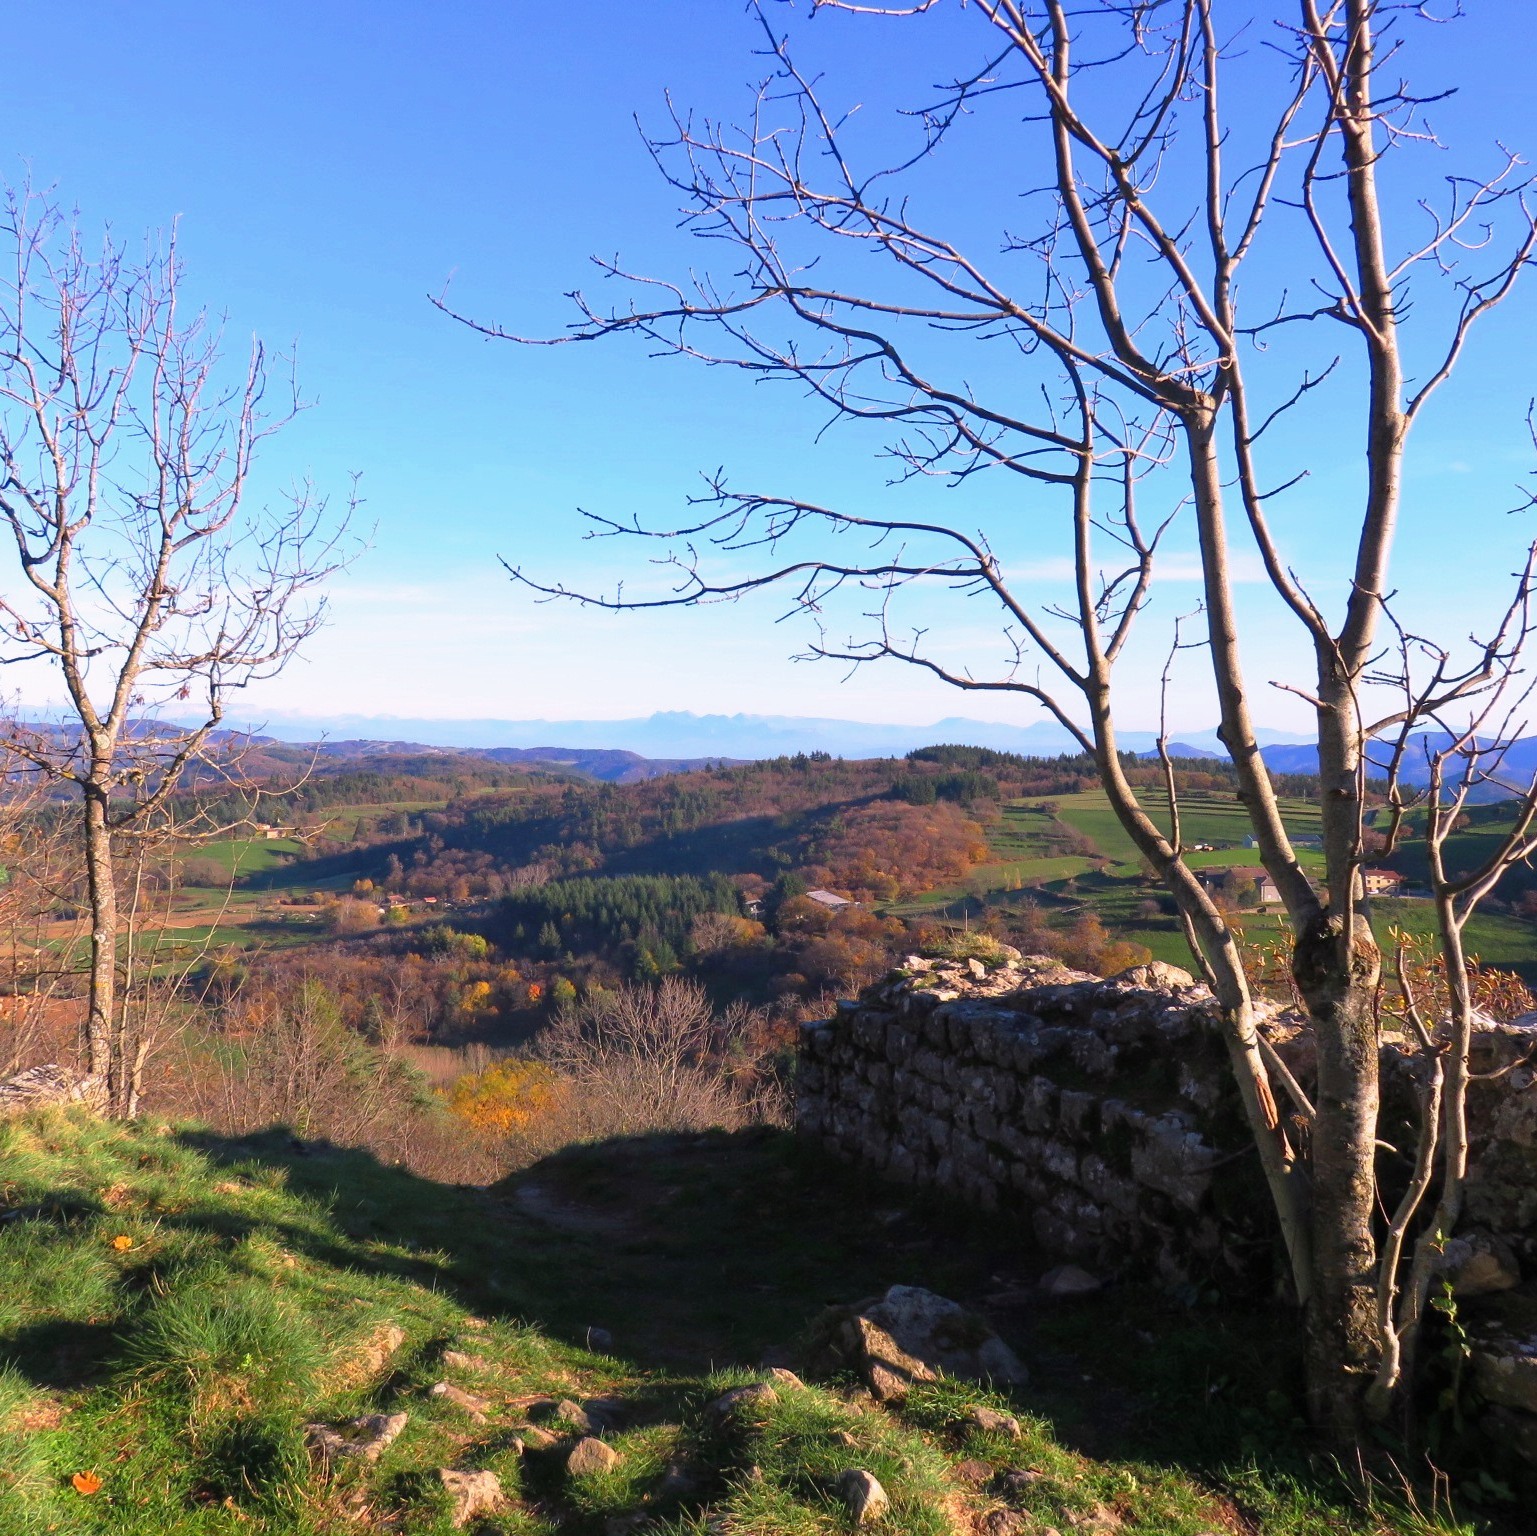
[220,709,1313,761]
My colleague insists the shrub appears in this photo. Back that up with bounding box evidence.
[516,978,789,1152]
[447,1058,559,1135]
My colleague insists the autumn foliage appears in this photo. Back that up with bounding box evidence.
[446,1059,560,1135]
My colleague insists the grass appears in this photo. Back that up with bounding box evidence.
[1043,788,1324,865]
[186,838,308,880]
[0,1108,1495,1534]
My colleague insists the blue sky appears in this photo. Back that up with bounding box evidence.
[6,1,1536,737]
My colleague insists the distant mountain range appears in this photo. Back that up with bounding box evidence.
[26,708,1535,794]
[220,709,1312,762]
[303,739,741,784]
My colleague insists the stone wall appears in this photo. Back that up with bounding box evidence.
[797,951,1278,1291]
[797,948,1537,1292]
[798,945,1537,1467]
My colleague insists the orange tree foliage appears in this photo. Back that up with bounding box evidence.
[446,1059,560,1135]
[802,801,989,901]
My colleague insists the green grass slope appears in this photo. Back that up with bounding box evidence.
[0,1111,1474,1535]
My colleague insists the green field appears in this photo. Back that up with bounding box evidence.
[895,790,1537,982]
[187,835,307,878]
[1045,788,1324,868]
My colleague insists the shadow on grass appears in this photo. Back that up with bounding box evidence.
[163,1122,1334,1493]
[2,1318,121,1388]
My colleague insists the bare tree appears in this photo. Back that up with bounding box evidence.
[0,186,351,1115]
[449,1,1537,1436]
[536,977,784,1141]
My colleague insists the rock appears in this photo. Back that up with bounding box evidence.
[1440,1233,1520,1297]
[334,1323,408,1386]
[586,1325,614,1351]
[441,1349,488,1371]
[980,1513,1031,1536]
[968,958,989,980]
[1112,961,1196,990]
[766,1366,805,1390]
[818,1313,937,1402]
[1067,1505,1123,1533]
[1470,1328,1537,1413]
[997,1467,1047,1497]
[304,1411,408,1465]
[0,1064,107,1115]
[708,1382,779,1421]
[556,1397,595,1433]
[955,1458,994,1484]
[566,1436,621,1477]
[428,1381,491,1421]
[1484,1406,1537,1467]
[964,1405,1023,1439]
[860,1285,1027,1388]
[1039,1264,1103,1297]
[582,1395,629,1429]
[656,1462,699,1498]
[437,1468,503,1527]
[836,1469,889,1524]
[520,1425,558,1451]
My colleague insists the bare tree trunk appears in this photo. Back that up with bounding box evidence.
[82,779,116,1088]
[1294,672,1384,1435]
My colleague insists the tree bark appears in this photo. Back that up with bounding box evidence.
[81,778,116,1090]
[1292,901,1382,1438]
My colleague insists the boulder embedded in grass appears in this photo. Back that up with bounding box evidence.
[708,1382,779,1422]
[807,1285,1025,1400]
[837,1468,889,1524]
[964,1405,1023,1439]
[566,1436,620,1477]
[437,1468,503,1527]
[555,1397,594,1433]
[304,1411,408,1465]
[428,1381,491,1421]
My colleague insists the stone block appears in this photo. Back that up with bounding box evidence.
[1058,1088,1099,1139]
[1018,1077,1059,1133]
[1130,1115,1217,1212]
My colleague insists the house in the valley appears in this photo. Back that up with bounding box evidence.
[1195,867,1282,906]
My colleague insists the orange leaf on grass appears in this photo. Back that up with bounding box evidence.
[71,1471,103,1495]
[110,1235,133,1251]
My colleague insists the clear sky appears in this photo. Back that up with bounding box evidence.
[6,1,1536,737]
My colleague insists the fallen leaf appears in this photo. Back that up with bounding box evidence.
[110,1235,133,1252]
[71,1471,103,1495]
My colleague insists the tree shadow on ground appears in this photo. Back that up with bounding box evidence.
[172,1123,1315,1486]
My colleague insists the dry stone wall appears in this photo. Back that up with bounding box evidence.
[797,951,1277,1292]
[798,946,1537,1470]
[797,949,1537,1295]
